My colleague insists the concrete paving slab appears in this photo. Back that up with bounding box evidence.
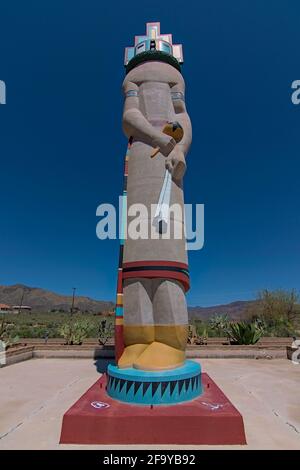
[0,358,299,449]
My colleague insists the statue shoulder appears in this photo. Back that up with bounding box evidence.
[122,78,139,98]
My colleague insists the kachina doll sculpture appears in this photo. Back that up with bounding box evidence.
[109,23,201,405]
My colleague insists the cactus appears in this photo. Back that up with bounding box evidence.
[98,319,114,346]
[59,319,92,345]
[0,318,19,348]
[209,314,230,337]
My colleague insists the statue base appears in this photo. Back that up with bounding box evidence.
[60,371,246,445]
[107,360,201,405]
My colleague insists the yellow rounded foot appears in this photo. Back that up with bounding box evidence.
[118,343,148,369]
[133,341,185,371]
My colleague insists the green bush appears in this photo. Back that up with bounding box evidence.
[264,319,297,337]
[228,321,263,345]
[2,312,104,339]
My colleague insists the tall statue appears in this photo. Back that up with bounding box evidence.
[61,25,245,440]
[115,22,192,372]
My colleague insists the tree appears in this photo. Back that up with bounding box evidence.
[259,289,299,324]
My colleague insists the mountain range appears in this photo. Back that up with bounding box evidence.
[0,284,255,320]
[0,284,114,314]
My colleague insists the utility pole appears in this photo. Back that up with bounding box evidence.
[71,287,76,315]
[18,287,26,315]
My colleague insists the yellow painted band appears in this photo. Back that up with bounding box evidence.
[123,324,188,351]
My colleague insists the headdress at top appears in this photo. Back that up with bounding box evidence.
[124,22,183,74]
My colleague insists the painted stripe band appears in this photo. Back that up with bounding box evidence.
[122,261,190,292]
[123,265,189,276]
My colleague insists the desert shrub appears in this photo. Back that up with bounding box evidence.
[0,317,19,347]
[191,320,202,337]
[228,321,263,345]
[3,312,102,339]
[244,289,300,337]
[59,319,92,345]
[259,289,299,324]
[98,319,114,345]
[209,314,230,337]
[264,319,297,337]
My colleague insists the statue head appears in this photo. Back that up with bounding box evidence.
[124,22,183,74]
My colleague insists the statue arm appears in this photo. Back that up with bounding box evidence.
[171,84,192,156]
[122,81,176,155]
[165,83,192,180]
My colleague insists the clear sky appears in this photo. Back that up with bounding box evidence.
[0,0,299,306]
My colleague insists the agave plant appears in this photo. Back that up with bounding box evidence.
[228,321,263,345]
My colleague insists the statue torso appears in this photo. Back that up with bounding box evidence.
[139,81,173,122]
[124,61,184,124]
[122,61,187,264]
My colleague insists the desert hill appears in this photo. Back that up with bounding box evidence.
[0,284,255,319]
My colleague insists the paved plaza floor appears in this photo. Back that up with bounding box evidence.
[0,358,299,449]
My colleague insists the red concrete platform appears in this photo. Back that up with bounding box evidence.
[60,373,246,445]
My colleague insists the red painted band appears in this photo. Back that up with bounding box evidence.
[115,325,124,362]
[122,270,190,292]
[117,272,123,292]
[123,260,189,270]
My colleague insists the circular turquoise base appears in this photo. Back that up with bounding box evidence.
[107,360,202,405]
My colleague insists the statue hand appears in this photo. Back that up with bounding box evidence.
[152,134,176,157]
[165,148,186,180]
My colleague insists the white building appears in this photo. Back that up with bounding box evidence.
[12,305,32,313]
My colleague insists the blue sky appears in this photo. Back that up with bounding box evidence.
[0,0,299,306]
